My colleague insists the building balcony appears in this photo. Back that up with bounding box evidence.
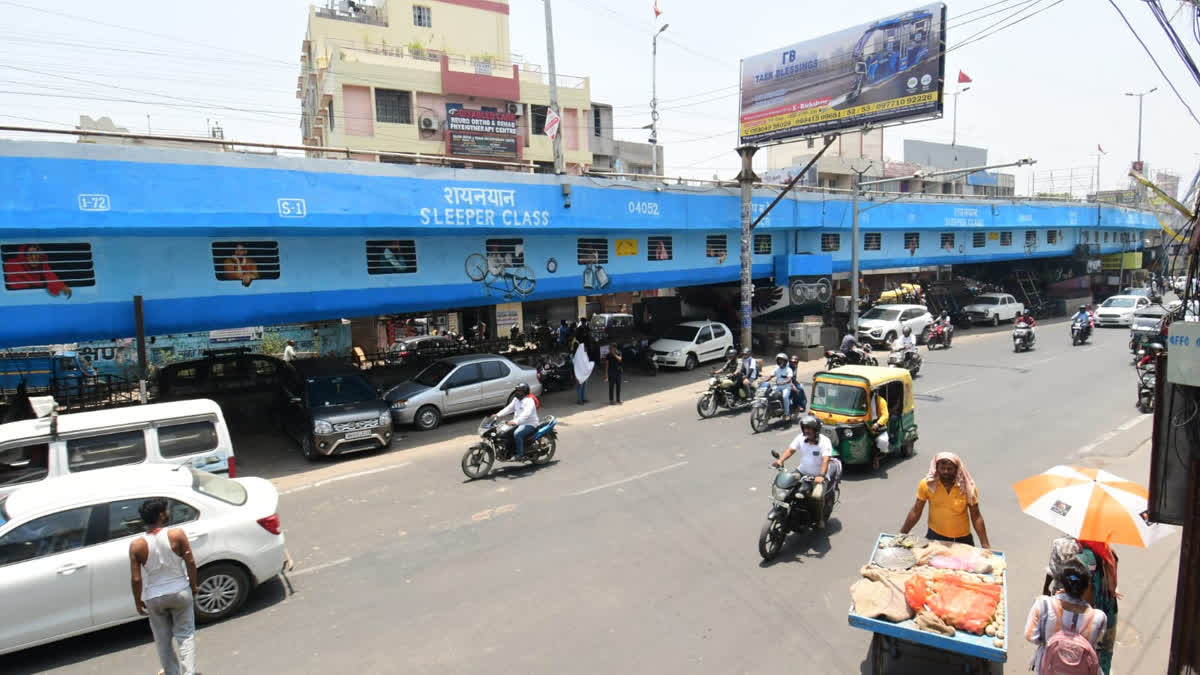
[441,54,520,101]
[315,2,387,26]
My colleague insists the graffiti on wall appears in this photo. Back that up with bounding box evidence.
[465,244,536,300]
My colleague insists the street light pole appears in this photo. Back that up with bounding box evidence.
[1125,87,1157,163]
[950,87,970,147]
[650,24,668,176]
[543,0,565,174]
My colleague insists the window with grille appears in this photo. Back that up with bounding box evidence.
[973,231,986,248]
[1025,230,1037,246]
[1000,232,1013,246]
[413,5,432,27]
[531,105,548,135]
[863,232,881,251]
[1103,232,1110,243]
[366,240,418,274]
[705,235,727,258]
[647,235,673,261]
[753,234,772,255]
[1047,230,1058,245]
[577,238,609,265]
[376,89,413,124]
[2,243,96,291]
[593,108,602,137]
[940,232,955,250]
[904,232,920,250]
[486,238,524,265]
[212,242,280,283]
[821,233,841,252]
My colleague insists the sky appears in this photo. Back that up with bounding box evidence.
[2,0,1200,198]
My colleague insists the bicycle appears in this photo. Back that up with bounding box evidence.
[465,252,536,300]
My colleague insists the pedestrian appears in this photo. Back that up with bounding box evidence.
[573,337,594,405]
[604,341,623,404]
[1077,540,1120,673]
[1024,558,1106,674]
[282,339,312,363]
[897,451,991,548]
[128,498,199,675]
[557,319,570,346]
[1042,535,1083,596]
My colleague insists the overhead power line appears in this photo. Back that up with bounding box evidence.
[1107,0,1200,128]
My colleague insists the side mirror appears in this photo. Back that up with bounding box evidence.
[770,450,780,459]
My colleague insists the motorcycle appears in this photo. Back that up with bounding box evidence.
[750,381,802,432]
[461,415,558,479]
[824,349,847,370]
[758,450,841,560]
[1070,320,1091,346]
[825,344,876,370]
[886,342,922,376]
[536,353,573,393]
[1135,343,1163,413]
[697,372,752,418]
[1012,322,1036,353]
[923,323,952,350]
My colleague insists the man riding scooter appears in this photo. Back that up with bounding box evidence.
[1070,304,1093,341]
[840,331,865,365]
[771,353,796,425]
[772,415,835,529]
[787,355,807,413]
[896,326,919,369]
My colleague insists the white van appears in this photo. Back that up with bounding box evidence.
[0,398,235,497]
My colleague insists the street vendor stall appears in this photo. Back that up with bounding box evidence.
[849,533,1008,674]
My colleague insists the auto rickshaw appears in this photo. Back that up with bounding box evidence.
[808,365,917,468]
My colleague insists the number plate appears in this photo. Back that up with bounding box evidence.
[344,429,372,440]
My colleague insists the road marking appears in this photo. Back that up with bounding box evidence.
[290,556,352,577]
[280,463,411,495]
[923,378,977,395]
[569,461,689,496]
[1078,416,1150,456]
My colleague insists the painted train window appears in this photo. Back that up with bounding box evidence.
[1000,232,1013,247]
[1047,230,1058,245]
[863,232,880,251]
[366,240,418,274]
[486,239,525,266]
[577,238,609,265]
[1025,230,1037,247]
[904,232,920,252]
[821,233,841,252]
[753,234,772,255]
[705,235,727,258]
[940,232,955,251]
[2,243,94,298]
[647,236,673,261]
[973,231,986,248]
[212,242,280,286]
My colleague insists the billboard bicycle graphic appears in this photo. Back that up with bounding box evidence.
[789,278,833,305]
[465,252,536,300]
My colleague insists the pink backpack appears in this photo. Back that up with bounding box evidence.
[1040,598,1100,675]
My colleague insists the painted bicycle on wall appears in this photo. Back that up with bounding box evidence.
[465,252,536,301]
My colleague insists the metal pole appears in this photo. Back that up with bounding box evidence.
[543,0,565,174]
[737,145,758,352]
[133,295,148,404]
[1137,94,1144,163]
[651,25,667,177]
[850,176,862,331]
[951,92,958,147]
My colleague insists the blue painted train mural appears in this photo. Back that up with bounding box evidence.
[0,141,1158,349]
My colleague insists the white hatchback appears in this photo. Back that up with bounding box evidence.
[0,464,287,656]
[649,321,735,370]
[1095,295,1151,327]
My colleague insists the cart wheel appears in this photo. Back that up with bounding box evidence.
[870,634,887,675]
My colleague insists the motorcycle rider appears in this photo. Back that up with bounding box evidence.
[1070,304,1093,340]
[494,382,538,460]
[740,347,760,396]
[1015,308,1037,327]
[897,326,918,367]
[840,331,863,365]
[771,353,795,424]
[773,415,833,529]
[787,355,807,412]
[714,346,748,400]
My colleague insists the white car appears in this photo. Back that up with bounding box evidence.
[0,464,287,656]
[650,320,734,370]
[1095,295,1151,327]
[855,304,934,346]
[962,293,1025,326]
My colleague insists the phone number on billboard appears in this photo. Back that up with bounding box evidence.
[741,92,938,136]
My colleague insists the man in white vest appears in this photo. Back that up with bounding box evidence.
[129,498,200,675]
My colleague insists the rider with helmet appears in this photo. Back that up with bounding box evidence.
[787,355,807,412]
[897,325,918,368]
[494,382,538,460]
[773,415,834,529]
[740,347,760,397]
[1071,304,1093,339]
[772,353,795,423]
[1016,308,1037,327]
[714,346,749,400]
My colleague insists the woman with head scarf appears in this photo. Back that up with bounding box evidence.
[897,452,991,548]
[1077,540,1119,674]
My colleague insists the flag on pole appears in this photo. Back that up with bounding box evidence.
[653,0,662,18]
[1098,144,1106,154]
[544,107,561,139]
[957,70,972,84]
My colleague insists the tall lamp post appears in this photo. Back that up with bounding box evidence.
[950,86,970,148]
[650,23,668,176]
[1125,87,1157,163]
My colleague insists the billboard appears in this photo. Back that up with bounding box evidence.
[446,108,519,160]
[739,3,946,145]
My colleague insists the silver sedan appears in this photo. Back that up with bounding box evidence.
[383,354,544,430]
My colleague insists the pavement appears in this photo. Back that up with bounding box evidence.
[4,319,1180,675]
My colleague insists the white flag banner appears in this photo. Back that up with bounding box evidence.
[543,107,561,139]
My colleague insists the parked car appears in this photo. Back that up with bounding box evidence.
[384,354,542,431]
[386,335,466,365]
[649,320,734,370]
[961,293,1024,326]
[157,348,286,410]
[0,463,287,655]
[1095,295,1152,327]
[0,398,236,498]
[855,304,934,346]
[275,359,392,461]
[1121,286,1161,302]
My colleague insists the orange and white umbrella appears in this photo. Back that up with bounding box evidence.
[1012,465,1177,548]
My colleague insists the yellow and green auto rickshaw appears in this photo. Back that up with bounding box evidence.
[808,365,918,468]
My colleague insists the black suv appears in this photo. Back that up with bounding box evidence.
[276,359,393,461]
[156,348,285,410]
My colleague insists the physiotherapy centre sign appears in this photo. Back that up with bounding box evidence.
[447,108,519,160]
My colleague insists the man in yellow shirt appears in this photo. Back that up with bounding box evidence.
[898,452,991,547]
[870,392,890,470]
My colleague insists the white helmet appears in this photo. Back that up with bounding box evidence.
[775,352,788,364]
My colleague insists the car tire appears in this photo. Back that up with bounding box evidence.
[991,315,999,327]
[300,435,319,462]
[884,332,896,345]
[414,405,442,431]
[684,353,698,371]
[195,562,250,623]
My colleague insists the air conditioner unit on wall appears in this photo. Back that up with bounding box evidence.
[506,102,522,116]
[420,116,436,130]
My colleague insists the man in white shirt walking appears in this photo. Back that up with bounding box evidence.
[495,382,538,460]
[129,498,200,675]
[282,339,312,363]
[773,415,834,529]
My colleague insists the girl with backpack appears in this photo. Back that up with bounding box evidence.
[1024,559,1107,674]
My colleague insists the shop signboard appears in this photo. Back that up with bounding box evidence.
[447,108,519,160]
